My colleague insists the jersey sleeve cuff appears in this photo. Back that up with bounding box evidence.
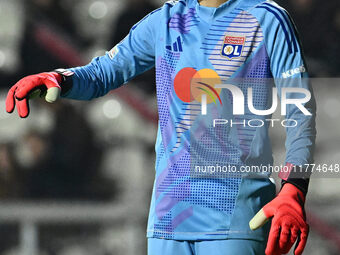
[54,69,74,96]
[279,163,310,196]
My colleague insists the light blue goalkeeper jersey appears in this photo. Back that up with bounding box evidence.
[64,0,316,241]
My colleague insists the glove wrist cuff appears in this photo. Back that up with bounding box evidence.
[280,182,306,203]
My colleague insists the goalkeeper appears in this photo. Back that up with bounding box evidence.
[6,0,316,254]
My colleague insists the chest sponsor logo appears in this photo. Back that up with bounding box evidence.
[221,36,245,59]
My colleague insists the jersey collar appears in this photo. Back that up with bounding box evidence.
[192,0,243,22]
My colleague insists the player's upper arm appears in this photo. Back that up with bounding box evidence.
[253,1,307,79]
[107,7,162,82]
[252,2,316,168]
[64,7,162,100]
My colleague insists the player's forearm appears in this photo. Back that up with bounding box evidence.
[281,97,316,195]
[61,55,127,100]
[285,115,316,166]
[285,93,316,158]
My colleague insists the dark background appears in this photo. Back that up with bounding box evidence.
[0,0,339,254]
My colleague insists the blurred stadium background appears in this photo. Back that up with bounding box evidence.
[0,0,339,254]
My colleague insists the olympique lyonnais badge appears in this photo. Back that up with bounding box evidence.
[221,36,246,59]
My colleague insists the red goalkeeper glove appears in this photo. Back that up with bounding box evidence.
[249,183,309,255]
[6,72,63,118]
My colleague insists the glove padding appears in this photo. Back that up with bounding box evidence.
[6,72,62,118]
[249,183,309,255]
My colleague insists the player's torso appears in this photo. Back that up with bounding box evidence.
[147,0,276,240]
[153,0,273,164]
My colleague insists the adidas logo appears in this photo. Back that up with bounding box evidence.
[166,36,183,52]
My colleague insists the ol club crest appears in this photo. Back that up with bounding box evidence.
[221,36,246,59]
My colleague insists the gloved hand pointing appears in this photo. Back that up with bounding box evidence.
[6,72,62,118]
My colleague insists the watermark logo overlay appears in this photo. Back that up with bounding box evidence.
[172,70,319,178]
[173,70,313,129]
[174,68,223,111]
